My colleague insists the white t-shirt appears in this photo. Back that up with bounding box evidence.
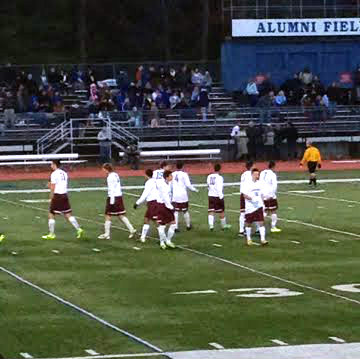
[240,170,252,194]
[157,180,174,210]
[171,170,197,203]
[259,169,278,199]
[207,173,224,199]
[107,172,122,199]
[153,168,164,181]
[136,178,159,205]
[241,179,265,214]
[50,169,68,194]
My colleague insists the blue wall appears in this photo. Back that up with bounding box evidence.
[221,40,360,91]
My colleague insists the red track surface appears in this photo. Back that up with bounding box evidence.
[0,160,360,181]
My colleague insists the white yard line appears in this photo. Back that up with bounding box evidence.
[0,266,164,354]
[20,353,33,358]
[291,241,301,244]
[278,191,360,205]
[85,350,100,356]
[173,290,217,295]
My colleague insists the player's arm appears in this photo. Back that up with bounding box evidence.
[317,149,322,167]
[300,148,308,166]
[135,181,150,207]
[217,176,224,200]
[49,183,55,200]
[185,173,198,192]
[273,174,278,194]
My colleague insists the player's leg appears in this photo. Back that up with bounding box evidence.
[208,210,215,231]
[140,217,150,243]
[165,219,177,248]
[245,222,253,245]
[270,208,281,233]
[183,210,192,230]
[0,232,4,242]
[42,212,56,240]
[65,212,84,239]
[119,215,136,238]
[99,214,112,239]
[239,194,246,236]
[157,224,167,249]
[258,220,268,245]
[174,210,179,231]
[219,211,231,230]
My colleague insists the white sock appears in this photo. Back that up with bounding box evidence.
[256,222,260,232]
[48,219,55,234]
[167,224,177,242]
[259,226,266,242]
[157,225,167,243]
[69,216,80,230]
[174,211,179,229]
[220,217,227,228]
[271,213,277,228]
[245,227,252,241]
[184,211,191,227]
[239,213,245,233]
[208,214,214,229]
[141,224,150,239]
[104,220,111,236]
[120,216,135,233]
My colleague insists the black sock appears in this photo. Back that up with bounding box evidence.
[309,178,313,185]
[313,178,317,186]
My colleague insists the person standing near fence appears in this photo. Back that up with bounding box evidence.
[300,141,322,186]
[97,126,112,163]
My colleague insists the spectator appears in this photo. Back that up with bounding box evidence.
[281,73,301,94]
[245,78,259,107]
[263,124,275,160]
[97,126,112,163]
[53,101,65,113]
[255,124,265,159]
[17,84,28,113]
[128,106,143,127]
[284,121,298,160]
[26,73,38,96]
[246,121,257,160]
[327,82,341,114]
[191,68,203,86]
[90,83,98,102]
[169,91,181,109]
[273,123,283,160]
[190,86,200,106]
[299,67,313,86]
[257,91,275,123]
[202,71,213,89]
[176,64,190,88]
[275,90,287,106]
[121,140,140,170]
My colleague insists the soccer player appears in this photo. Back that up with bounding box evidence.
[42,160,83,240]
[153,161,172,182]
[207,163,231,231]
[133,169,160,243]
[260,160,281,233]
[171,161,198,232]
[156,170,177,249]
[239,160,254,236]
[300,141,322,186]
[98,163,136,240]
[0,233,5,242]
[242,168,268,246]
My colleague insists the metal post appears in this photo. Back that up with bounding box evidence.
[70,119,74,153]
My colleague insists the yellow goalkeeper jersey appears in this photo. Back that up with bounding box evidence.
[301,146,322,164]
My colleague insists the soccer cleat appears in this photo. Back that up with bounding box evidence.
[76,228,84,239]
[140,236,146,243]
[0,234,5,242]
[261,240,269,246]
[186,225,192,231]
[222,224,232,231]
[128,230,137,239]
[98,233,110,240]
[165,240,176,249]
[238,231,245,237]
[160,242,167,250]
[42,233,56,240]
[246,239,253,246]
[209,227,214,231]
[270,227,282,233]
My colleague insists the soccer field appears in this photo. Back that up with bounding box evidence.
[0,170,360,359]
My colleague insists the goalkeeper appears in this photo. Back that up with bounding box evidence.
[300,141,322,186]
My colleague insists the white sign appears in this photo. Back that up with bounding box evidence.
[232,18,360,37]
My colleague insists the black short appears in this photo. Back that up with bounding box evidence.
[308,161,318,174]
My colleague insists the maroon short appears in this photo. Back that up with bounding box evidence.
[105,196,126,216]
[264,198,278,211]
[208,196,225,213]
[245,207,264,224]
[50,194,72,215]
[172,202,189,212]
[157,203,175,225]
[145,200,158,220]
[240,193,245,213]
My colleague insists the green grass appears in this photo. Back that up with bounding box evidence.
[0,170,360,358]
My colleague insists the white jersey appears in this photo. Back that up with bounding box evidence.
[259,169,278,199]
[136,178,159,205]
[157,179,174,210]
[51,169,68,194]
[240,170,252,194]
[242,179,265,214]
[171,170,197,203]
[207,173,224,199]
[153,169,164,181]
[107,172,122,199]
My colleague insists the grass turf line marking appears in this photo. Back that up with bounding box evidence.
[51,250,60,254]
[291,241,301,244]
[0,266,165,354]
[278,191,360,205]
[133,246,141,251]
[208,342,225,349]
[329,336,346,343]
[20,199,50,203]
[2,198,360,308]
[20,353,33,358]
[271,339,288,346]
[173,290,217,295]
[289,190,325,194]
[212,243,222,247]
[329,240,339,243]
[92,248,101,252]
[85,350,100,356]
